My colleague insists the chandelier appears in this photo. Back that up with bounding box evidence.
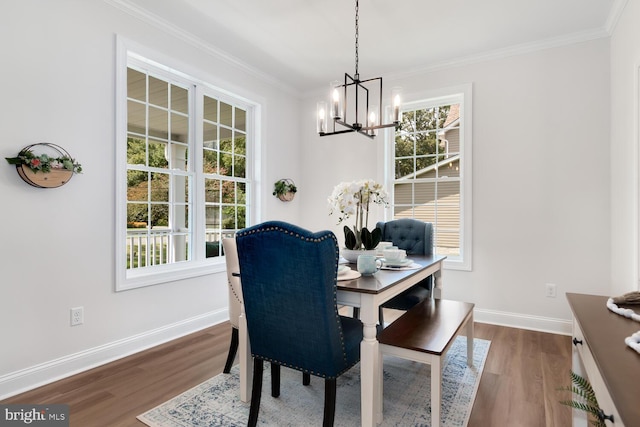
[317,0,401,139]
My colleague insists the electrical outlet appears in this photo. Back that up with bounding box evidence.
[70,307,84,326]
[545,283,557,298]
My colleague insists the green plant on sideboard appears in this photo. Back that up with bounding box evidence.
[558,371,606,427]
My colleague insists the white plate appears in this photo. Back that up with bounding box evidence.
[337,265,350,275]
[381,258,413,267]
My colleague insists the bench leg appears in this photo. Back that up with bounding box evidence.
[377,348,384,423]
[431,356,441,427]
[466,313,474,367]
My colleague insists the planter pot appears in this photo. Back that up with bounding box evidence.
[277,191,296,202]
[18,165,74,188]
[341,248,376,264]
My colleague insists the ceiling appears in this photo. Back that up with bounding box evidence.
[121,0,622,93]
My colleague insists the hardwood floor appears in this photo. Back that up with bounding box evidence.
[2,321,572,426]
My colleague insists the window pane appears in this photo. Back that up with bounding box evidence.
[148,106,168,139]
[394,182,413,203]
[149,76,168,108]
[222,206,236,230]
[127,203,148,226]
[436,230,460,256]
[234,155,246,178]
[395,158,414,179]
[150,172,169,202]
[220,151,233,177]
[439,159,460,178]
[203,122,218,149]
[234,133,246,156]
[203,149,218,174]
[238,182,246,204]
[171,113,188,143]
[150,204,169,227]
[127,137,146,165]
[416,131,437,156]
[205,178,220,203]
[171,85,188,114]
[237,206,246,228]
[206,206,220,228]
[127,170,148,201]
[127,100,145,134]
[220,102,232,127]
[399,110,415,133]
[395,134,414,158]
[236,108,246,132]
[148,139,168,168]
[222,179,235,204]
[127,69,146,102]
[414,181,435,206]
[394,205,413,217]
[171,143,189,171]
[173,204,189,229]
[220,128,232,152]
[204,96,218,122]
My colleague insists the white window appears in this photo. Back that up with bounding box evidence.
[388,85,472,270]
[116,44,256,290]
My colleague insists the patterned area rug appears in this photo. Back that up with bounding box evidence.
[139,337,490,427]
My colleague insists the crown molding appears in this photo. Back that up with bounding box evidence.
[103,0,297,96]
[605,0,629,34]
[388,27,610,82]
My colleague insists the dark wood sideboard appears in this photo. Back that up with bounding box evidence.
[566,293,640,426]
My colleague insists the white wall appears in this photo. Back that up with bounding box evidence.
[301,38,612,332]
[0,0,300,398]
[610,1,640,297]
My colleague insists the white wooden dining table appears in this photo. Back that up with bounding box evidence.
[237,254,446,427]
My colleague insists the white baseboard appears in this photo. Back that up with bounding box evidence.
[474,307,573,336]
[0,310,228,400]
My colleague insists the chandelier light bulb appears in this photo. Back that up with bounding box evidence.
[316,101,328,134]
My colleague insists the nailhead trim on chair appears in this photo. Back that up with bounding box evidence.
[238,222,350,379]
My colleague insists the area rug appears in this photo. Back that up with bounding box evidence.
[139,337,490,427]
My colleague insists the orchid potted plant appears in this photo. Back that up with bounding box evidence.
[328,179,388,257]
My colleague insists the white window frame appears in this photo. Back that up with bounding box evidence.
[115,38,258,291]
[384,83,472,271]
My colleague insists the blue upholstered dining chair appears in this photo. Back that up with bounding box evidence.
[376,218,434,326]
[236,221,364,427]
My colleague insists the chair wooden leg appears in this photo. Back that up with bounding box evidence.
[271,363,280,397]
[323,378,337,427]
[248,358,264,427]
[352,307,360,318]
[303,372,311,385]
[379,306,385,326]
[223,327,239,373]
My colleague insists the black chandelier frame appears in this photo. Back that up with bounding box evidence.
[318,0,400,139]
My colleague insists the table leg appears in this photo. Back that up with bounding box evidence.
[377,347,384,424]
[359,299,379,427]
[433,267,443,299]
[466,312,474,367]
[239,310,252,402]
[431,356,441,427]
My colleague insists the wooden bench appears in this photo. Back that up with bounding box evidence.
[378,298,475,427]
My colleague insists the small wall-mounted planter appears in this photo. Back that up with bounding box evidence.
[273,178,297,202]
[6,143,82,188]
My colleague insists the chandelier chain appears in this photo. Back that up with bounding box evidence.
[354,0,359,78]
